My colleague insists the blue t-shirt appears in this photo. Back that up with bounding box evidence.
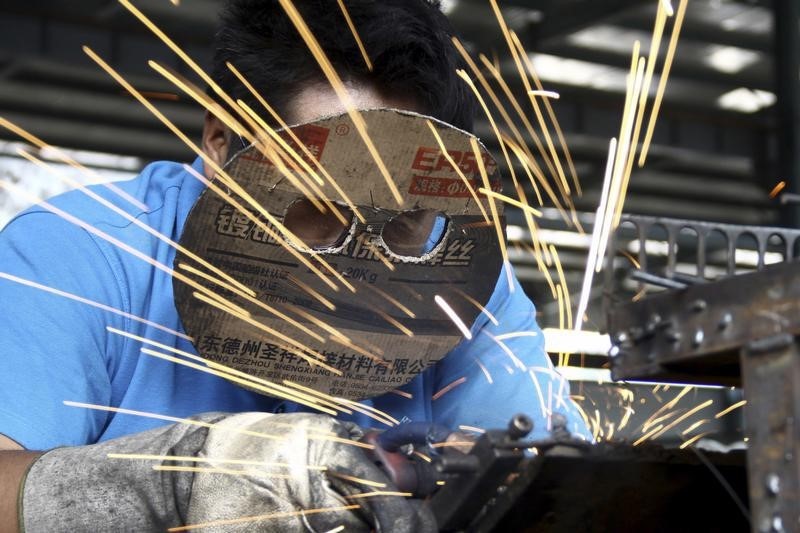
[0,158,590,450]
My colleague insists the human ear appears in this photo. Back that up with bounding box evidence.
[201,111,230,179]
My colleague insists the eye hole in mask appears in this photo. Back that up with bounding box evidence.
[282,198,450,260]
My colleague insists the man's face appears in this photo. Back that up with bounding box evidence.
[201,81,421,178]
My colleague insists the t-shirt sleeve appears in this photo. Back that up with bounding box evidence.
[432,270,592,441]
[0,210,125,449]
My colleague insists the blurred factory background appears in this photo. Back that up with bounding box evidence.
[0,0,794,445]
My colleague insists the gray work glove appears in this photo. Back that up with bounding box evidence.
[21,412,436,532]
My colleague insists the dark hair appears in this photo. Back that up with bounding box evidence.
[209,0,476,131]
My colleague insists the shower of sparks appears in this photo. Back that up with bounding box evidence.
[432,376,468,401]
[0,6,708,519]
[107,453,327,471]
[336,0,373,71]
[715,400,746,419]
[168,505,361,532]
[434,294,473,340]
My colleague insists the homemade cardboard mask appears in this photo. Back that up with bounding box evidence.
[175,109,504,400]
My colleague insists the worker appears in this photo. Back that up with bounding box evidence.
[0,1,590,531]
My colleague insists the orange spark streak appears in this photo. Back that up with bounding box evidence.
[459,425,485,434]
[0,271,190,340]
[432,377,467,401]
[0,116,147,212]
[681,419,710,435]
[327,471,387,489]
[333,398,399,427]
[150,63,333,211]
[286,274,337,312]
[153,465,291,478]
[499,134,544,206]
[365,243,397,272]
[470,136,514,291]
[277,381,354,415]
[453,289,499,326]
[550,245,572,331]
[632,423,664,446]
[277,0,403,205]
[336,0,373,71]
[168,505,361,532]
[642,385,693,430]
[174,263,252,301]
[471,356,494,384]
[478,188,543,217]
[328,335,389,366]
[106,453,326,470]
[769,181,786,199]
[680,432,712,450]
[284,380,399,425]
[364,284,415,318]
[233,98,345,219]
[345,491,413,499]
[715,400,746,419]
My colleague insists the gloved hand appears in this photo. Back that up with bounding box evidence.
[20,412,436,532]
